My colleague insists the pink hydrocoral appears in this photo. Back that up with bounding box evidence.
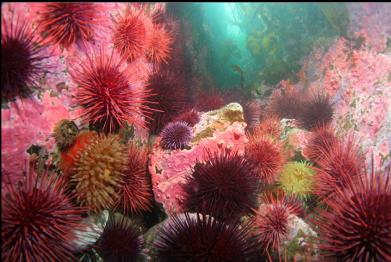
[303,37,391,168]
[348,3,391,52]
[1,91,73,185]
[149,122,248,214]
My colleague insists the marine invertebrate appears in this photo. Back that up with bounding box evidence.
[53,119,79,151]
[96,214,144,262]
[147,69,187,134]
[172,109,200,127]
[69,48,155,133]
[183,150,259,221]
[1,167,85,261]
[253,116,282,139]
[314,135,365,199]
[154,213,262,261]
[59,131,98,178]
[268,85,303,120]
[113,5,151,62]
[160,121,192,150]
[113,142,152,215]
[194,89,225,112]
[37,3,99,48]
[302,124,337,164]
[245,135,285,184]
[254,192,301,252]
[1,10,50,102]
[146,24,173,64]
[71,134,128,213]
[243,100,262,131]
[278,161,315,200]
[299,91,334,130]
[314,161,391,261]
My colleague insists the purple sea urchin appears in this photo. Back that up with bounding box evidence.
[154,213,263,262]
[183,150,260,221]
[314,161,391,261]
[160,121,192,150]
[96,214,144,262]
[1,9,50,102]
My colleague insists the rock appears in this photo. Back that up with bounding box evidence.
[71,210,109,252]
[148,103,248,214]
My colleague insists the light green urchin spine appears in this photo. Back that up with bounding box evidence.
[278,161,315,200]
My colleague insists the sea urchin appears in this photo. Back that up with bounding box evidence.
[113,5,152,62]
[314,161,391,261]
[146,69,187,134]
[154,213,262,262]
[183,150,260,221]
[299,91,334,130]
[69,48,155,133]
[113,142,153,215]
[37,3,99,48]
[96,213,144,262]
[254,192,301,253]
[1,167,85,261]
[245,134,285,184]
[160,121,192,150]
[1,9,50,102]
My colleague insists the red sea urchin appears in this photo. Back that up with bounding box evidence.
[303,124,338,164]
[299,91,334,130]
[154,213,263,262]
[1,167,85,261]
[36,3,99,48]
[96,214,144,262]
[245,134,285,184]
[314,135,365,200]
[172,109,200,127]
[113,142,153,215]
[183,150,260,221]
[1,9,50,102]
[254,192,301,253]
[160,121,192,150]
[147,69,187,134]
[314,161,391,261]
[268,85,303,120]
[113,5,152,62]
[146,24,173,64]
[69,48,155,133]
